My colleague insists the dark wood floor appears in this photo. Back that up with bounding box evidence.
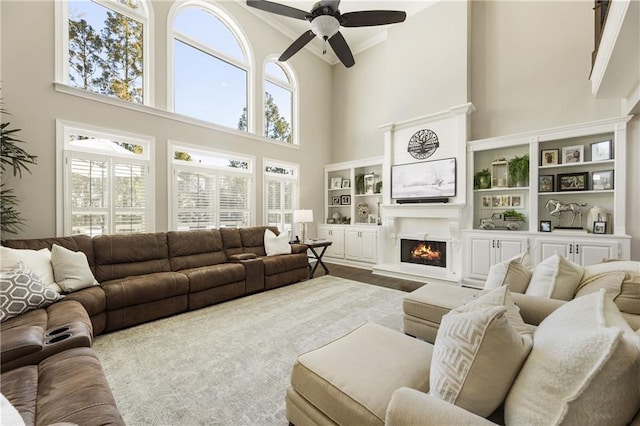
[309,262,424,293]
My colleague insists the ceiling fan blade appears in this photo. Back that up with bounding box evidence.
[320,0,341,13]
[246,0,309,21]
[340,10,407,27]
[279,30,316,62]
[329,31,355,68]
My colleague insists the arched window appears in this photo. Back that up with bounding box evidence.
[64,0,150,104]
[264,60,296,144]
[170,4,251,131]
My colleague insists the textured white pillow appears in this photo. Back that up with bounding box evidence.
[51,244,98,293]
[484,252,532,293]
[264,229,291,256]
[0,393,25,426]
[525,253,583,300]
[0,246,61,293]
[505,290,640,425]
[430,286,533,418]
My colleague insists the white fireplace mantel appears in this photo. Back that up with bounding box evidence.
[381,203,465,220]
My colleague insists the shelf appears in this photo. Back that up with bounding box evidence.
[474,187,530,193]
[539,190,614,196]
[354,193,382,197]
[538,159,614,170]
[329,188,350,191]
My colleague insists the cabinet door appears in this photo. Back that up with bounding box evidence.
[344,230,360,260]
[536,238,570,263]
[358,230,377,263]
[495,237,528,263]
[317,227,344,259]
[573,239,618,266]
[467,235,495,280]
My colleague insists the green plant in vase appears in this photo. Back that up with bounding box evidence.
[474,169,491,189]
[508,154,529,187]
[355,174,365,194]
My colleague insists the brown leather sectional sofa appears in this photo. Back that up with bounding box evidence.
[1,226,309,425]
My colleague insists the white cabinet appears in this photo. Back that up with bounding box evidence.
[345,228,378,263]
[316,225,345,259]
[535,236,621,266]
[465,232,529,281]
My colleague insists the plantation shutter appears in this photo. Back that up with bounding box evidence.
[218,174,251,227]
[114,163,148,234]
[70,157,109,236]
[266,179,282,227]
[175,168,217,230]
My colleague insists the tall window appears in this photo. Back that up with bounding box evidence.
[171,144,254,230]
[264,60,295,143]
[264,159,299,234]
[172,5,250,130]
[58,121,154,236]
[66,0,148,103]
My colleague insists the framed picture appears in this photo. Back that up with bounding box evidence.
[593,221,607,234]
[541,149,559,166]
[368,214,378,224]
[330,177,342,189]
[341,179,351,189]
[592,170,614,190]
[481,196,491,208]
[591,140,612,161]
[510,194,523,209]
[539,175,555,192]
[558,172,588,191]
[492,196,501,207]
[340,195,351,205]
[332,196,341,205]
[562,145,584,164]
[540,220,552,232]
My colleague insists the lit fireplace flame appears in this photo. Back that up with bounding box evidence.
[411,243,441,261]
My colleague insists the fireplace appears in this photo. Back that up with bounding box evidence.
[401,239,447,268]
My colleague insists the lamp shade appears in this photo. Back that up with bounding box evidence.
[293,209,314,223]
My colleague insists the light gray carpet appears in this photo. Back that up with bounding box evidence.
[93,276,406,425]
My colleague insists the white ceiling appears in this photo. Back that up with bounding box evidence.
[239,1,437,65]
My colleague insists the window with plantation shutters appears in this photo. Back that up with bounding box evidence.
[59,121,154,236]
[170,144,254,230]
[264,159,299,235]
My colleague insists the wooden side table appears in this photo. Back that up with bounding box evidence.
[303,240,332,278]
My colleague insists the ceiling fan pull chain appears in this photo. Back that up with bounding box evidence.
[322,39,327,55]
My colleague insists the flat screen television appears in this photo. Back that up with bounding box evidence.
[391,157,456,203]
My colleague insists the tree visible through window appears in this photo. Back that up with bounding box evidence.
[68,0,144,103]
[262,61,294,143]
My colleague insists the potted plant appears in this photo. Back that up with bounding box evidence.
[503,209,526,222]
[508,154,529,187]
[474,168,491,189]
[1,104,38,237]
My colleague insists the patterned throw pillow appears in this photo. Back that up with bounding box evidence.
[0,262,63,322]
[429,286,533,417]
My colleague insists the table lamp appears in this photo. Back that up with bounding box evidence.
[293,209,313,242]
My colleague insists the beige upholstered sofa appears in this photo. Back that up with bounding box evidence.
[286,258,640,425]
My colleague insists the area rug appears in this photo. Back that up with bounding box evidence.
[93,276,406,425]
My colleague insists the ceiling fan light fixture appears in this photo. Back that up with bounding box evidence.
[310,15,339,40]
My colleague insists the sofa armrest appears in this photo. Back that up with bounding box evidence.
[386,388,496,426]
[290,244,308,254]
[511,293,566,326]
[228,253,258,261]
[1,326,44,363]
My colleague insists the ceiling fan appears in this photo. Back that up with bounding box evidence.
[246,0,406,68]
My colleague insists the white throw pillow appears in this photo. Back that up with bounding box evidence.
[264,229,291,256]
[505,290,640,425]
[525,253,583,300]
[0,262,63,322]
[484,252,532,294]
[51,244,99,293]
[575,271,640,315]
[430,286,533,418]
[1,393,25,426]
[0,246,61,293]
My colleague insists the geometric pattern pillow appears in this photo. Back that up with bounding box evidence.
[484,252,533,294]
[430,286,533,418]
[51,244,98,293]
[505,290,640,425]
[0,261,63,322]
[525,253,584,300]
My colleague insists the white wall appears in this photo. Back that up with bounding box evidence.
[330,0,639,260]
[0,0,332,238]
